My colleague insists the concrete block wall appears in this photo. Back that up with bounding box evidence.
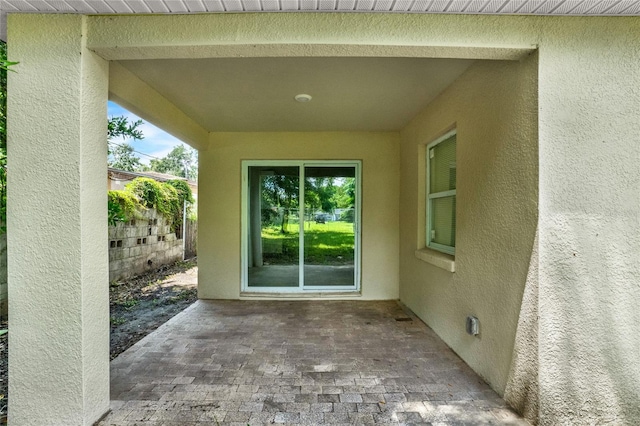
[108,208,183,282]
[0,209,184,315]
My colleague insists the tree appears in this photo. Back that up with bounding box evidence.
[149,145,198,180]
[305,177,337,214]
[107,116,144,171]
[261,174,299,233]
[108,116,143,141]
[108,142,142,171]
[335,178,356,208]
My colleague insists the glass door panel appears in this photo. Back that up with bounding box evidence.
[247,166,300,288]
[303,166,356,288]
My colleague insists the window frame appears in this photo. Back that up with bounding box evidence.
[426,129,457,256]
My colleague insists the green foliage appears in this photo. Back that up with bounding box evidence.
[107,116,145,171]
[125,178,161,208]
[109,177,194,233]
[107,116,144,141]
[164,179,195,233]
[333,178,355,209]
[259,173,355,236]
[166,179,194,204]
[187,202,198,221]
[109,142,143,171]
[0,41,13,231]
[149,145,198,180]
[108,190,140,226]
[110,316,127,326]
[125,177,173,213]
[305,177,337,214]
[0,40,18,74]
[261,174,299,233]
[159,184,180,225]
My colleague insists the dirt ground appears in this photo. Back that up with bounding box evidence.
[0,322,6,423]
[109,258,198,359]
[0,258,198,423]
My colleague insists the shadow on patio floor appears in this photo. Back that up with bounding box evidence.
[99,300,528,425]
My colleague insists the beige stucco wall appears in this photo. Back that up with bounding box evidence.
[535,21,640,425]
[399,56,538,397]
[199,132,400,300]
[8,14,110,425]
[504,228,539,421]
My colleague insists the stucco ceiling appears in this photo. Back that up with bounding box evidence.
[118,57,474,132]
[2,0,640,40]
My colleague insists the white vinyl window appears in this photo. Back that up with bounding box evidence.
[426,130,456,255]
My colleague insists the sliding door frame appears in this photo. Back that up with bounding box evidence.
[241,160,362,293]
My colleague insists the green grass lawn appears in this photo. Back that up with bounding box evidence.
[262,221,355,265]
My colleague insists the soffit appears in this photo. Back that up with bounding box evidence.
[2,0,640,40]
[117,56,474,132]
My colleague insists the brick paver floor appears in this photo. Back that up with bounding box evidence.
[99,300,528,425]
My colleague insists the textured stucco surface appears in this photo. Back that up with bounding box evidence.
[86,14,538,59]
[399,56,538,400]
[6,11,640,424]
[505,229,539,422]
[199,132,400,300]
[536,21,640,425]
[8,14,110,425]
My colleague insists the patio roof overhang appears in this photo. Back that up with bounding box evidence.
[4,0,632,143]
[2,0,640,41]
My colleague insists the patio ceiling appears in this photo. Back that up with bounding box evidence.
[117,57,473,132]
[4,0,638,135]
[2,0,640,40]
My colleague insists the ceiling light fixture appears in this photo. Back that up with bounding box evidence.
[294,94,312,103]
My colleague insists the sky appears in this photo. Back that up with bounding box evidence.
[107,101,190,165]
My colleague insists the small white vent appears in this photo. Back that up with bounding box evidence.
[466,316,480,336]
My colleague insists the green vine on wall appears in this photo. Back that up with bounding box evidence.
[108,177,193,233]
[107,190,140,226]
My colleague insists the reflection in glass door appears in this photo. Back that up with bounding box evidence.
[244,161,360,292]
[303,166,356,288]
[247,166,300,288]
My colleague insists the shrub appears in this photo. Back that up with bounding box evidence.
[108,177,194,234]
[165,179,194,205]
[125,178,166,211]
[108,190,140,226]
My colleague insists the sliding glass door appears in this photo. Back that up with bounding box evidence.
[303,166,356,288]
[243,161,360,292]
[246,165,300,288]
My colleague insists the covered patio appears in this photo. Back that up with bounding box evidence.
[101,300,525,424]
[5,8,640,426]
